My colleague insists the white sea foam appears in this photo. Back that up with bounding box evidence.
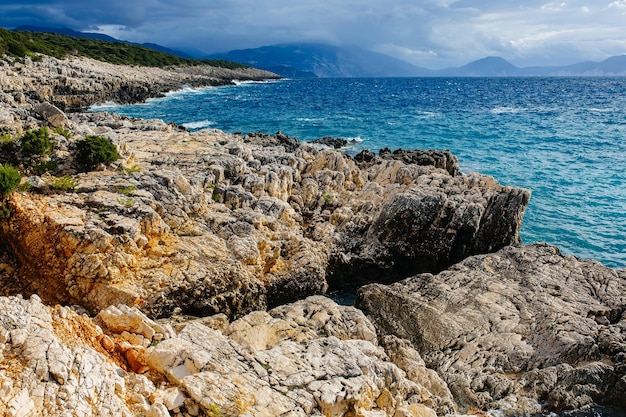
[296,117,325,122]
[232,80,256,86]
[491,106,525,114]
[345,136,364,143]
[89,101,120,111]
[413,110,439,118]
[182,120,216,130]
[233,79,281,86]
[164,85,211,97]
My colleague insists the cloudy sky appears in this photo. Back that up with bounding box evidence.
[1,1,626,68]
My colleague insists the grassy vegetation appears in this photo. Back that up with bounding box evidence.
[0,28,250,69]
[45,175,79,192]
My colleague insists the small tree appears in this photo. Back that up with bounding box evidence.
[20,127,53,157]
[0,164,22,197]
[75,135,120,171]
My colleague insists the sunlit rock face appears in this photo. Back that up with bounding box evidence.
[0,294,457,417]
[357,243,626,415]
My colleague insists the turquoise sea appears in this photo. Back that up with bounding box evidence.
[93,77,626,269]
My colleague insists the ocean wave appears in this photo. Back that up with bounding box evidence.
[89,101,120,111]
[164,85,211,98]
[232,79,282,86]
[413,110,439,118]
[182,120,216,130]
[587,107,614,113]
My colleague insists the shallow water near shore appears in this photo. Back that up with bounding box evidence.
[93,77,626,269]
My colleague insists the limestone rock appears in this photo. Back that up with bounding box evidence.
[34,101,70,128]
[0,295,134,416]
[146,296,451,417]
[0,292,456,417]
[96,304,174,342]
[377,147,460,177]
[357,243,626,415]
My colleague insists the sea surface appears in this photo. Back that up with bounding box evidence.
[93,77,626,269]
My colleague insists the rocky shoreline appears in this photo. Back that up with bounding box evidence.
[0,55,279,113]
[0,55,624,417]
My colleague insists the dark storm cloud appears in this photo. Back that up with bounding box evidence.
[2,1,626,68]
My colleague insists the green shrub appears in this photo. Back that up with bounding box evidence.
[53,126,73,139]
[33,160,57,175]
[0,133,16,154]
[20,127,53,156]
[1,28,247,69]
[116,185,137,196]
[0,133,14,146]
[116,196,134,208]
[7,40,27,57]
[46,175,79,192]
[0,202,11,219]
[75,135,120,171]
[0,164,22,197]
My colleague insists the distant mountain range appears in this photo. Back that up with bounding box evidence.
[441,55,626,77]
[10,27,626,77]
[14,25,194,59]
[209,46,626,77]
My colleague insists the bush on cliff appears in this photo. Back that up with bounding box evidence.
[19,127,53,157]
[75,135,119,171]
[0,164,22,197]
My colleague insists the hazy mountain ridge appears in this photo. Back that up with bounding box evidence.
[210,45,626,77]
[207,43,434,77]
[440,55,626,76]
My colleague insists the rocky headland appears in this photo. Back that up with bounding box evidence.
[0,53,624,417]
[0,54,279,113]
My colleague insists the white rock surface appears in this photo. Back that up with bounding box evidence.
[0,294,453,417]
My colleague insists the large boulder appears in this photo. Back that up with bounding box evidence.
[357,243,626,415]
[34,101,70,128]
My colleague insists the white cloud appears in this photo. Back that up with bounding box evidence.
[541,2,565,10]
[608,0,626,8]
[373,44,439,66]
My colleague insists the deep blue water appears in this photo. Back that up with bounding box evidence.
[93,77,626,269]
